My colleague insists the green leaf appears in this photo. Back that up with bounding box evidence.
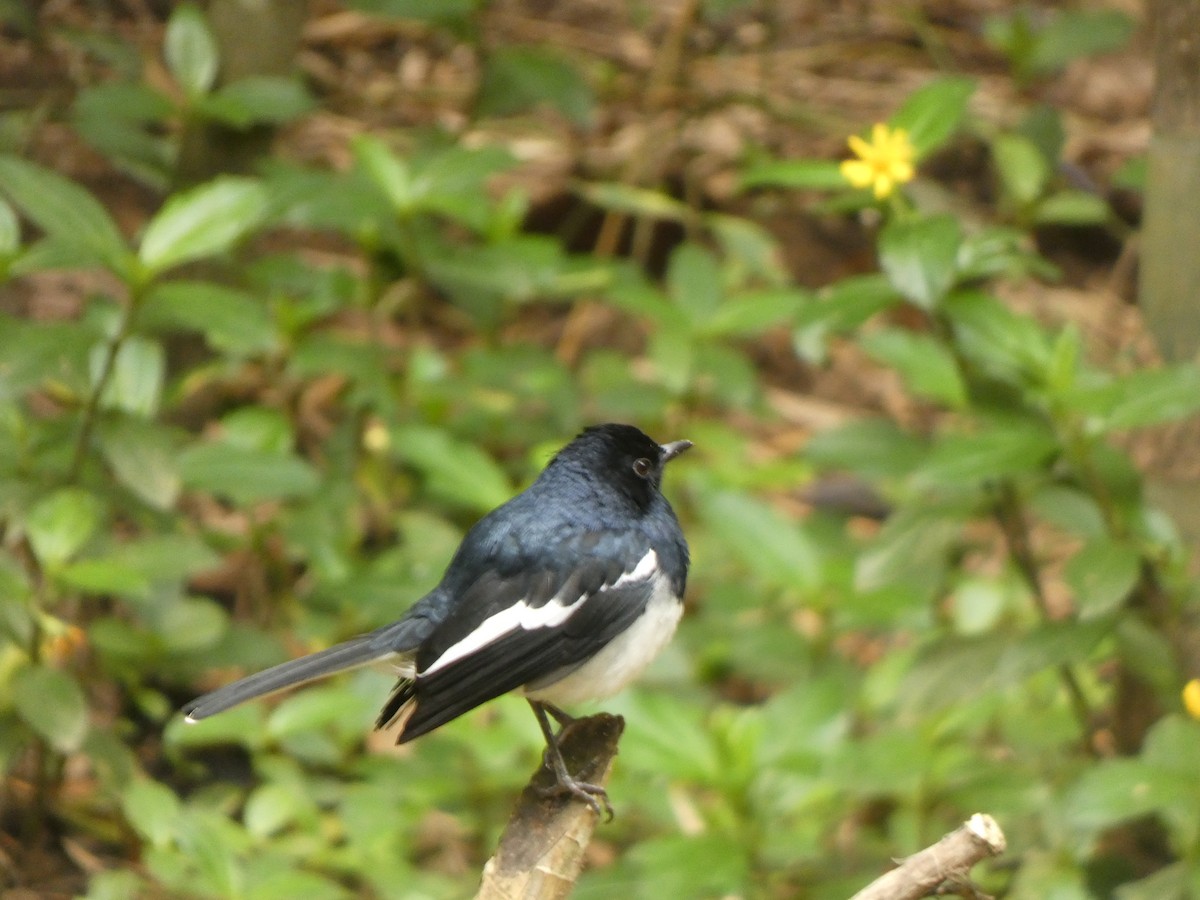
[0,197,19,255]
[996,618,1110,683]
[0,155,130,275]
[352,134,413,212]
[1073,365,1200,431]
[890,76,976,158]
[667,242,723,322]
[956,226,1051,282]
[1113,155,1146,192]
[109,534,219,584]
[1065,537,1140,617]
[57,558,152,598]
[177,443,320,505]
[389,426,511,513]
[26,488,103,568]
[1143,717,1200,776]
[410,145,517,212]
[1028,484,1106,538]
[0,316,98,400]
[347,0,480,26]
[243,783,304,839]
[914,422,1058,486]
[903,619,1108,712]
[855,506,962,596]
[1064,758,1170,833]
[624,835,748,898]
[1029,10,1134,75]
[165,3,218,96]
[805,418,926,478]
[1115,864,1192,900]
[266,685,377,740]
[219,407,294,454]
[140,281,276,356]
[477,46,594,127]
[861,328,967,408]
[1019,103,1066,166]
[73,82,176,124]
[878,214,961,310]
[739,158,846,191]
[707,214,790,285]
[992,133,1049,207]
[200,76,313,128]
[122,778,182,848]
[648,326,694,396]
[696,489,822,591]
[943,290,1053,386]
[12,666,89,752]
[92,335,165,416]
[576,182,690,221]
[1034,190,1110,225]
[157,598,228,652]
[1117,617,1179,697]
[172,811,241,897]
[793,274,899,362]
[699,289,805,336]
[138,177,268,276]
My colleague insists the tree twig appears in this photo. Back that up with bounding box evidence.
[849,813,1007,900]
[476,713,625,900]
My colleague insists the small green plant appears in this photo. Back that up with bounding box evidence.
[71,3,312,189]
[984,6,1135,86]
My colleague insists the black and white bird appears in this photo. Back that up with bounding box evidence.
[184,424,691,816]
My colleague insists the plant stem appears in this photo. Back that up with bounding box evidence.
[67,294,139,483]
[992,480,1095,747]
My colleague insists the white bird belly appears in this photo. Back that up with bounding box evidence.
[523,577,682,707]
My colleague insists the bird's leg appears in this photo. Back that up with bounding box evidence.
[542,702,576,731]
[528,700,613,820]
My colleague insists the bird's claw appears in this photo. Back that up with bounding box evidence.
[537,774,613,821]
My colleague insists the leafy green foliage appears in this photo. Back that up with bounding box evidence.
[0,7,1189,899]
[70,4,313,189]
[985,8,1135,83]
[478,46,596,126]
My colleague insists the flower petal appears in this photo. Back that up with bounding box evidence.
[840,159,876,188]
[890,161,915,183]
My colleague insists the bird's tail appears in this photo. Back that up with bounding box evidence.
[183,634,405,722]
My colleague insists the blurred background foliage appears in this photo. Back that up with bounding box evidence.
[1,1,1198,898]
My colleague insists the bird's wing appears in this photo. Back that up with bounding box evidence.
[378,535,662,741]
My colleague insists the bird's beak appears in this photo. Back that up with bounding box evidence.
[660,440,693,463]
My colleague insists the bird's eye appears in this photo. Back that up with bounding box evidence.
[632,458,652,478]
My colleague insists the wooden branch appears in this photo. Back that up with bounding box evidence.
[849,814,1007,900]
[476,713,625,900]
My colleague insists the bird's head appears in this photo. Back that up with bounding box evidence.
[553,424,692,511]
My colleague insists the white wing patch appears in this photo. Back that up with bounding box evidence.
[523,571,681,705]
[605,548,658,590]
[421,549,659,677]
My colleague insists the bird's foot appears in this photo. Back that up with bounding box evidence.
[529,700,615,820]
[537,768,613,821]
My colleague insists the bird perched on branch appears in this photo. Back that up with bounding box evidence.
[184,424,692,817]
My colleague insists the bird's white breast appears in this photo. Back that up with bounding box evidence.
[522,573,683,706]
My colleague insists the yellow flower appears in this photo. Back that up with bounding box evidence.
[362,420,391,454]
[1184,679,1200,719]
[840,123,916,200]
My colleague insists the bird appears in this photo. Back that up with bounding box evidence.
[183,424,692,817]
